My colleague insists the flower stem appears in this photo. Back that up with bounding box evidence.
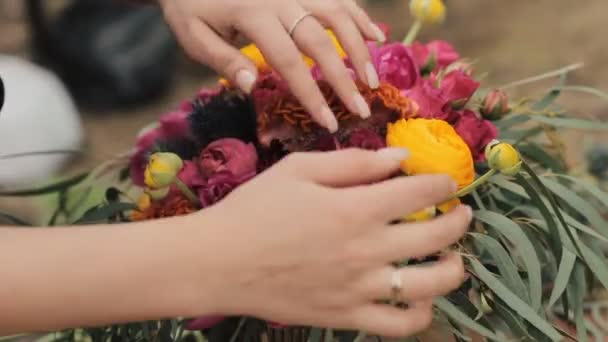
[449,169,497,200]
[403,20,423,45]
[173,178,200,207]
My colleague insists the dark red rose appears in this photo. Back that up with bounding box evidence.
[197,171,254,207]
[453,110,499,161]
[197,138,258,179]
[313,133,341,151]
[345,128,385,150]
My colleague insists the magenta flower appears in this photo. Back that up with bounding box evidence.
[410,40,460,71]
[197,138,258,179]
[440,70,480,108]
[185,316,226,331]
[453,110,499,161]
[403,79,451,120]
[369,42,419,90]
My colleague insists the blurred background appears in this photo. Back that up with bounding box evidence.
[1,0,607,220]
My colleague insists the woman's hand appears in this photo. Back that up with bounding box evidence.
[159,0,386,133]
[189,148,471,338]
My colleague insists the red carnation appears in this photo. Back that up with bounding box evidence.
[345,128,386,150]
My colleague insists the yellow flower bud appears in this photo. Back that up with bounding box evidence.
[144,152,184,189]
[145,187,170,201]
[485,140,522,176]
[136,194,152,211]
[404,206,437,222]
[410,0,446,24]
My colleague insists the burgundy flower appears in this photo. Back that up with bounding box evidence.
[313,133,341,151]
[453,110,499,161]
[345,128,385,150]
[197,138,258,179]
[440,70,480,109]
[410,40,460,71]
[178,160,204,188]
[197,171,254,207]
[185,316,226,331]
[369,42,419,90]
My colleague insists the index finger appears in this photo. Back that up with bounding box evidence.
[241,16,339,133]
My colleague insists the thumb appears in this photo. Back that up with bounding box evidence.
[279,148,410,188]
[176,19,259,93]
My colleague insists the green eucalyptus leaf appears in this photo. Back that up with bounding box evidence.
[518,143,566,172]
[532,73,566,110]
[308,328,323,342]
[434,297,505,341]
[547,249,576,310]
[562,85,608,103]
[529,116,608,130]
[0,172,89,197]
[490,298,530,339]
[469,233,529,302]
[496,114,531,130]
[474,210,543,312]
[0,210,32,226]
[551,175,608,210]
[540,177,606,232]
[578,241,608,290]
[569,261,588,342]
[73,202,137,224]
[468,258,563,341]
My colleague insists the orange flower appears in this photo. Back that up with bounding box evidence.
[130,193,197,221]
[386,118,475,189]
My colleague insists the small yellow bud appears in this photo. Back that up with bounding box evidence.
[485,140,522,176]
[144,152,184,189]
[404,206,437,222]
[136,194,152,211]
[410,0,446,24]
[145,187,170,201]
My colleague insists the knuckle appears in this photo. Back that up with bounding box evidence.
[445,256,466,289]
[274,53,303,71]
[417,307,434,330]
[324,1,345,15]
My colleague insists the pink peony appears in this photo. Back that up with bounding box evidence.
[185,316,226,331]
[197,138,258,179]
[453,110,499,161]
[440,70,480,109]
[369,42,419,90]
[410,40,460,71]
[345,128,385,150]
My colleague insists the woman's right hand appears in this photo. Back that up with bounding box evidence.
[185,148,471,338]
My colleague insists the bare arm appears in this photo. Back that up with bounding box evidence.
[0,215,216,335]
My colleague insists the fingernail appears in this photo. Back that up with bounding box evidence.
[235,69,256,94]
[459,205,473,220]
[365,62,379,89]
[320,106,338,133]
[353,93,371,119]
[377,147,409,162]
[370,23,386,43]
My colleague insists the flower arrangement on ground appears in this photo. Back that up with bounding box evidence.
[2,1,608,341]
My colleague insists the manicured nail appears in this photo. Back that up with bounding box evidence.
[235,69,256,94]
[377,147,409,162]
[365,62,379,89]
[459,205,473,220]
[353,93,371,119]
[370,23,386,43]
[320,106,338,133]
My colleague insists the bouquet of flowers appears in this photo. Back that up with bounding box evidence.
[3,1,608,341]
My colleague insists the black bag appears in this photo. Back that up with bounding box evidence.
[25,0,178,111]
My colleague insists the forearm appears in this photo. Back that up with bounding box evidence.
[0,215,218,335]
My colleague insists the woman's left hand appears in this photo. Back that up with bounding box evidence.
[159,0,386,133]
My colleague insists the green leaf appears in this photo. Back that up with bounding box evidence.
[496,114,531,130]
[499,127,544,143]
[562,85,608,103]
[474,210,543,312]
[529,115,608,130]
[73,202,137,224]
[532,74,565,111]
[489,298,530,339]
[469,233,529,302]
[0,210,32,226]
[323,329,334,342]
[569,261,588,342]
[540,177,606,233]
[547,248,576,309]
[0,172,89,197]
[578,241,608,290]
[468,258,563,341]
[434,297,506,341]
[518,143,566,173]
[551,175,608,210]
[308,328,323,342]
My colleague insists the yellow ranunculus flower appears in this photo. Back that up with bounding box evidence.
[404,206,437,222]
[386,118,475,189]
[485,140,522,176]
[240,30,346,71]
[410,0,446,24]
[144,152,184,189]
